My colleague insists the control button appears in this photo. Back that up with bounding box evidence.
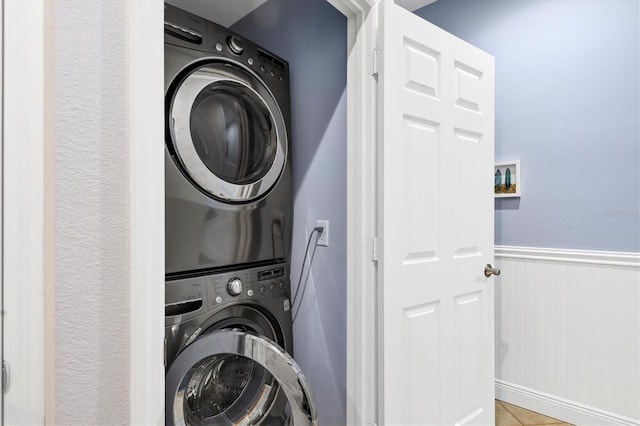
[270,70,275,77]
[270,284,276,291]
[279,281,284,288]
[227,35,244,54]
[279,76,284,81]
[227,278,243,296]
[247,58,254,66]
[260,65,266,72]
[215,43,223,52]
[260,286,266,294]
[215,296,222,304]
[247,289,254,297]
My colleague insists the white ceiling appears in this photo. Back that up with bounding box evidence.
[165,0,268,27]
[395,0,439,12]
[166,0,439,27]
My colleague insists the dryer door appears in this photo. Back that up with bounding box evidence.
[166,329,317,426]
[168,62,287,203]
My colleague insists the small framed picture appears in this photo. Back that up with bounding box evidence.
[494,161,521,198]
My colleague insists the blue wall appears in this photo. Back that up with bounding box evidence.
[233,2,347,425]
[417,0,640,252]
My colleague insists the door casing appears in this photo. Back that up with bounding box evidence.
[2,1,45,423]
[327,1,378,424]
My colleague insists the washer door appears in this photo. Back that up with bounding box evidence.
[168,62,287,203]
[166,330,317,426]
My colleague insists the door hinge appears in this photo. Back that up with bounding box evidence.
[2,361,9,394]
[369,47,379,76]
[367,237,379,262]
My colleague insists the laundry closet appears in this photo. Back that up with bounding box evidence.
[164,0,348,424]
[162,1,640,425]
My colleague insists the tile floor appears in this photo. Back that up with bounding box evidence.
[495,400,574,426]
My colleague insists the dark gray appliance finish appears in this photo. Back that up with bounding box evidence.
[165,263,317,425]
[164,3,292,276]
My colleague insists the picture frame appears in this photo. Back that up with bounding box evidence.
[494,161,521,198]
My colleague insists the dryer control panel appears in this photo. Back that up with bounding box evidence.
[164,3,289,86]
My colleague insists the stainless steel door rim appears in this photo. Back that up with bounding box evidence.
[166,329,318,426]
[169,62,287,203]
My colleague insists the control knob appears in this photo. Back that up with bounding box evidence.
[227,277,243,296]
[227,36,244,55]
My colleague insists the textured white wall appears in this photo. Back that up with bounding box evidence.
[54,1,131,423]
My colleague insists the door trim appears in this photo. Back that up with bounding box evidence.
[326,1,378,425]
[3,0,46,423]
[129,1,165,424]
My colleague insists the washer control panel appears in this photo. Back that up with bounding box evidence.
[166,263,291,323]
[204,263,289,310]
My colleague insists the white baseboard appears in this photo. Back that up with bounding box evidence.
[496,380,640,426]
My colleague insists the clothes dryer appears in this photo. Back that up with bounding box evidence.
[165,263,317,425]
[165,4,292,276]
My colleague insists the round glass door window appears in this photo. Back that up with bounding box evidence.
[169,63,287,202]
[181,353,278,424]
[166,330,317,426]
[190,82,276,185]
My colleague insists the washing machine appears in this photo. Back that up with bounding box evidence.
[165,262,317,425]
[165,4,292,276]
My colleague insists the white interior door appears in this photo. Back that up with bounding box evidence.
[377,2,496,425]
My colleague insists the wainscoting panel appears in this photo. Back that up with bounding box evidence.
[494,246,640,425]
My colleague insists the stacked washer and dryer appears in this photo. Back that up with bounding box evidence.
[164,4,317,425]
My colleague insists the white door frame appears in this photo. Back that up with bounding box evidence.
[129,1,165,424]
[2,1,165,424]
[3,1,45,423]
[326,1,378,424]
